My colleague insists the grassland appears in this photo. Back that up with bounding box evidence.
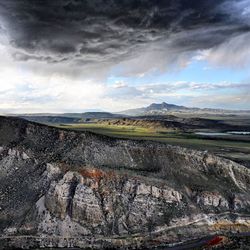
[56,123,250,167]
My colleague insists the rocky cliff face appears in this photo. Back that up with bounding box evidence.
[0,116,250,249]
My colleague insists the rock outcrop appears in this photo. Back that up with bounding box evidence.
[0,116,250,249]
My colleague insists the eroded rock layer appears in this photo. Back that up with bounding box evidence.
[0,116,250,249]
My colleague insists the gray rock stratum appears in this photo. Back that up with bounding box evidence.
[0,116,250,249]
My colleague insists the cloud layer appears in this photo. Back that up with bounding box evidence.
[0,0,250,112]
[1,0,250,72]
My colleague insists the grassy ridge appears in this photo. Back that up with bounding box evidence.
[56,123,250,167]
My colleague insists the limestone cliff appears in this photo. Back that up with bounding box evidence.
[0,116,250,249]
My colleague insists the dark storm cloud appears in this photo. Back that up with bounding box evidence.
[0,0,249,67]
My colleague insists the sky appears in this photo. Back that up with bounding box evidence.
[0,0,250,113]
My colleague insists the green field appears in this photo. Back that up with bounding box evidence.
[57,123,250,167]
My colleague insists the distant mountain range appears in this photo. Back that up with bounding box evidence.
[119,102,188,116]
[9,102,250,124]
[119,102,250,116]
[16,112,123,124]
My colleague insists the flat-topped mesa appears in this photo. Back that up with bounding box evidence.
[0,115,250,249]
